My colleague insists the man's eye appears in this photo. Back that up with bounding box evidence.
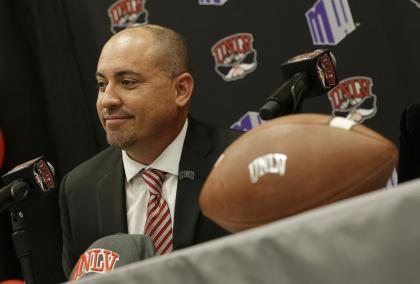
[97,81,107,89]
[121,80,136,87]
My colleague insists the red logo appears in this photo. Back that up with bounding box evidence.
[211,33,258,81]
[0,129,5,170]
[71,248,120,281]
[328,76,377,123]
[107,0,148,34]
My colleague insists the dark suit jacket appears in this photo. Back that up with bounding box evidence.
[59,118,241,277]
[398,103,420,183]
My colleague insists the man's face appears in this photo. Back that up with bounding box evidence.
[95,30,179,151]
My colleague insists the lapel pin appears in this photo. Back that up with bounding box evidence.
[179,171,195,181]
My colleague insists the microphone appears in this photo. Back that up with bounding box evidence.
[70,234,155,281]
[259,49,338,120]
[0,180,31,214]
[0,156,56,214]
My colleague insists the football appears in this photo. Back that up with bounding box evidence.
[199,114,398,233]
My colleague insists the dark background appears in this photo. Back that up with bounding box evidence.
[0,0,419,283]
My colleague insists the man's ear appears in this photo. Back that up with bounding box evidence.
[174,73,194,107]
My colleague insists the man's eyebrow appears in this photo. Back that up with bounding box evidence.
[115,70,142,78]
[95,70,143,79]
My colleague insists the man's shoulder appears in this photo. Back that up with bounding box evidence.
[401,102,420,139]
[64,146,121,185]
[207,124,242,146]
[190,117,242,146]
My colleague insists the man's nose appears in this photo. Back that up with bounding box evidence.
[98,83,122,109]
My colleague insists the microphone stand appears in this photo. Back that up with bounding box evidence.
[9,181,36,284]
[11,209,36,284]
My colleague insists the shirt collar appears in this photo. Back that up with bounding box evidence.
[122,118,189,182]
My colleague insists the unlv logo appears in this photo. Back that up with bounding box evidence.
[248,153,287,183]
[0,129,4,170]
[71,248,120,280]
[107,0,148,34]
[328,76,377,123]
[230,111,264,132]
[211,33,257,81]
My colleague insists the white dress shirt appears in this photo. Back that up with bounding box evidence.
[123,119,188,234]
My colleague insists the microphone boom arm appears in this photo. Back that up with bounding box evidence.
[259,72,308,120]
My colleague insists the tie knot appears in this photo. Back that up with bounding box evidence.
[141,168,166,195]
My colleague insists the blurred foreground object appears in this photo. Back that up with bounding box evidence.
[200,114,397,232]
[62,179,420,284]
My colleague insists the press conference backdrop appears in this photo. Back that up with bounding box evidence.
[0,0,419,283]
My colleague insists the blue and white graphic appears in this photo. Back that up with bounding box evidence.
[230,111,264,132]
[305,0,356,45]
[199,0,228,6]
[386,168,398,189]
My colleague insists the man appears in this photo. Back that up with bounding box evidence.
[59,24,240,277]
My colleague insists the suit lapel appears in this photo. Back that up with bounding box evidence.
[173,118,213,249]
[96,157,128,237]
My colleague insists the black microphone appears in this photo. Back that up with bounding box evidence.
[259,49,338,120]
[0,156,56,214]
[0,180,31,214]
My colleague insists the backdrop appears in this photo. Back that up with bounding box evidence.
[1,0,419,283]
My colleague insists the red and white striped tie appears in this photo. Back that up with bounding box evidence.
[141,169,173,255]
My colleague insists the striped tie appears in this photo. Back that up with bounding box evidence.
[141,169,173,255]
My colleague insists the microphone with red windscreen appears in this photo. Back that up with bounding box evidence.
[0,156,56,214]
[259,49,338,120]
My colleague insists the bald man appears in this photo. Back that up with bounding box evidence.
[59,25,240,277]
